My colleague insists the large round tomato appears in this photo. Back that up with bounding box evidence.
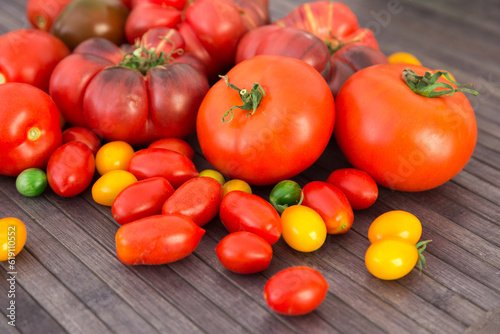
[0,83,62,177]
[335,64,478,191]
[0,29,70,92]
[197,55,335,185]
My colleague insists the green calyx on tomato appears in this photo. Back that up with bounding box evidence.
[219,75,266,123]
[402,68,479,98]
[119,43,182,76]
[324,29,368,55]
[269,180,303,215]
[415,240,432,273]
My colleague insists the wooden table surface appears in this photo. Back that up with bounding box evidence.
[1,0,499,333]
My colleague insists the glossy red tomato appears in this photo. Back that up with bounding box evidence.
[0,83,62,177]
[219,191,282,244]
[326,168,378,210]
[26,0,73,31]
[127,148,198,188]
[301,181,354,234]
[162,176,222,226]
[62,126,101,155]
[335,64,478,191]
[264,266,329,316]
[47,141,95,197]
[216,231,273,274]
[197,55,335,185]
[0,29,70,92]
[112,177,175,225]
[116,214,205,265]
[148,138,195,160]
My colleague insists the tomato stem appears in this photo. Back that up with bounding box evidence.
[402,68,479,98]
[220,75,266,123]
[415,240,432,274]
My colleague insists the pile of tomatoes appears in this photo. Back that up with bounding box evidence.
[0,0,480,316]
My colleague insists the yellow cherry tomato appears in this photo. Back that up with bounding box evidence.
[95,141,135,175]
[281,205,327,252]
[199,169,225,185]
[92,170,138,206]
[368,210,422,245]
[365,238,420,280]
[388,52,421,66]
[222,179,252,197]
[0,217,27,261]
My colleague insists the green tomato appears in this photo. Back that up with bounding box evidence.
[281,205,327,252]
[269,180,303,214]
[16,168,48,197]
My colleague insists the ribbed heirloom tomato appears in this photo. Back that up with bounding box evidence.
[197,55,335,185]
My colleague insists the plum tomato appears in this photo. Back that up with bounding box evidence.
[280,205,327,252]
[15,168,48,197]
[326,168,378,210]
[148,138,195,160]
[264,266,329,316]
[368,210,422,245]
[92,170,138,206]
[219,191,281,245]
[216,231,273,274]
[62,126,101,155]
[95,141,135,175]
[0,217,28,262]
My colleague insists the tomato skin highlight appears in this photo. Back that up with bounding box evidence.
[162,176,223,226]
[264,266,328,316]
[127,148,199,189]
[301,181,354,235]
[112,177,175,225]
[115,214,205,265]
[47,141,95,197]
[326,168,378,210]
[216,231,272,274]
[219,191,281,245]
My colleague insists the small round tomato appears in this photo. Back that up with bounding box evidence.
[16,168,48,197]
[148,138,195,160]
[95,141,135,175]
[0,217,27,262]
[280,205,327,252]
[199,169,225,185]
[387,52,421,65]
[216,231,273,274]
[264,266,328,316]
[62,126,101,155]
[92,170,138,206]
[365,238,422,280]
[326,168,378,210]
[368,210,422,245]
[269,180,303,215]
[222,179,252,197]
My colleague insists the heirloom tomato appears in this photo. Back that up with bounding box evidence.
[274,1,387,96]
[115,214,205,265]
[269,180,303,215]
[0,217,27,262]
[62,126,101,155]
[280,205,327,252]
[0,83,62,177]
[326,168,378,210]
[112,177,175,225]
[264,266,328,316]
[197,55,335,186]
[16,168,48,197]
[47,142,95,197]
[216,231,272,274]
[335,64,478,191]
[91,170,138,206]
[0,29,69,92]
[50,31,209,146]
[162,177,223,226]
[219,191,281,245]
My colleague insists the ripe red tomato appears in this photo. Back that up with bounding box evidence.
[335,64,478,191]
[301,181,354,235]
[26,0,73,31]
[47,141,95,197]
[216,231,273,274]
[264,266,329,316]
[0,29,70,92]
[115,214,205,265]
[197,55,335,185]
[148,138,195,160]
[219,191,282,244]
[127,148,198,189]
[112,177,175,225]
[162,176,222,226]
[326,168,378,210]
[62,126,101,155]
[0,83,62,177]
